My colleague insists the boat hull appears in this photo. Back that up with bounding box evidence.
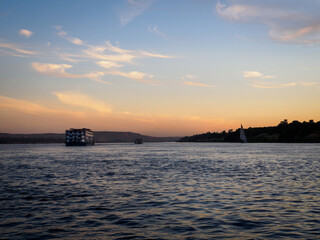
[134,138,143,144]
[65,141,94,146]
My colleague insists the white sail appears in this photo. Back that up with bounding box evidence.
[240,124,248,143]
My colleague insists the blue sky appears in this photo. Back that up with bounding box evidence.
[0,0,320,136]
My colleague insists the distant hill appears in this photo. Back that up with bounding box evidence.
[179,120,320,143]
[94,131,179,143]
[0,131,180,144]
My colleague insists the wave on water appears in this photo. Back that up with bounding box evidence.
[0,143,320,239]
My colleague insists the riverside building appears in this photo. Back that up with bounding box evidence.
[65,128,94,146]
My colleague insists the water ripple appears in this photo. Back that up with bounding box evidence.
[0,143,320,239]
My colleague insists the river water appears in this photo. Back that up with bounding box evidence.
[0,143,319,239]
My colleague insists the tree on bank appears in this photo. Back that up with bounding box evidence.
[178,120,320,143]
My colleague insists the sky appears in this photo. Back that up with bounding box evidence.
[0,0,320,136]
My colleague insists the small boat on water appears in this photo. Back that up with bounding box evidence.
[240,124,248,143]
[134,138,143,144]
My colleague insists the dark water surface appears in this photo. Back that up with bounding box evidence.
[0,143,319,239]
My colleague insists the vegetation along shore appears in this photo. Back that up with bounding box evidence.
[178,120,320,143]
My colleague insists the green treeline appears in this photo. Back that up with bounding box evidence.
[178,120,320,143]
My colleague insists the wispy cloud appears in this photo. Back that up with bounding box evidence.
[19,29,33,38]
[32,62,108,84]
[69,37,83,45]
[243,71,263,78]
[56,27,174,61]
[216,0,320,44]
[84,41,172,83]
[85,72,109,84]
[0,92,111,117]
[0,94,92,134]
[243,70,295,89]
[83,41,173,63]
[0,94,236,137]
[32,62,76,77]
[0,40,36,57]
[57,29,84,45]
[243,71,275,79]
[181,74,214,88]
[84,44,136,63]
[119,0,155,26]
[183,81,214,88]
[104,41,134,54]
[0,95,61,114]
[216,1,263,21]
[139,50,173,59]
[57,31,67,37]
[148,25,169,39]
[56,52,87,63]
[262,75,276,79]
[53,91,112,113]
[107,70,155,83]
[96,61,123,69]
[53,25,63,31]
[53,29,174,84]
[299,82,320,87]
[250,80,296,89]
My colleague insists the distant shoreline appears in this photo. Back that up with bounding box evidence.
[0,131,180,144]
[178,120,320,143]
[1,120,320,144]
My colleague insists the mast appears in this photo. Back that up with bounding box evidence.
[240,124,248,143]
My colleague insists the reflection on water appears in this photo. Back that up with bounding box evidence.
[0,143,320,239]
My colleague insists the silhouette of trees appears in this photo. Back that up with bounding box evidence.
[179,119,320,143]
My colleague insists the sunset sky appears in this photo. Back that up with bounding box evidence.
[1,0,320,136]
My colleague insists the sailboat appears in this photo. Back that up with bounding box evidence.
[240,124,248,143]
